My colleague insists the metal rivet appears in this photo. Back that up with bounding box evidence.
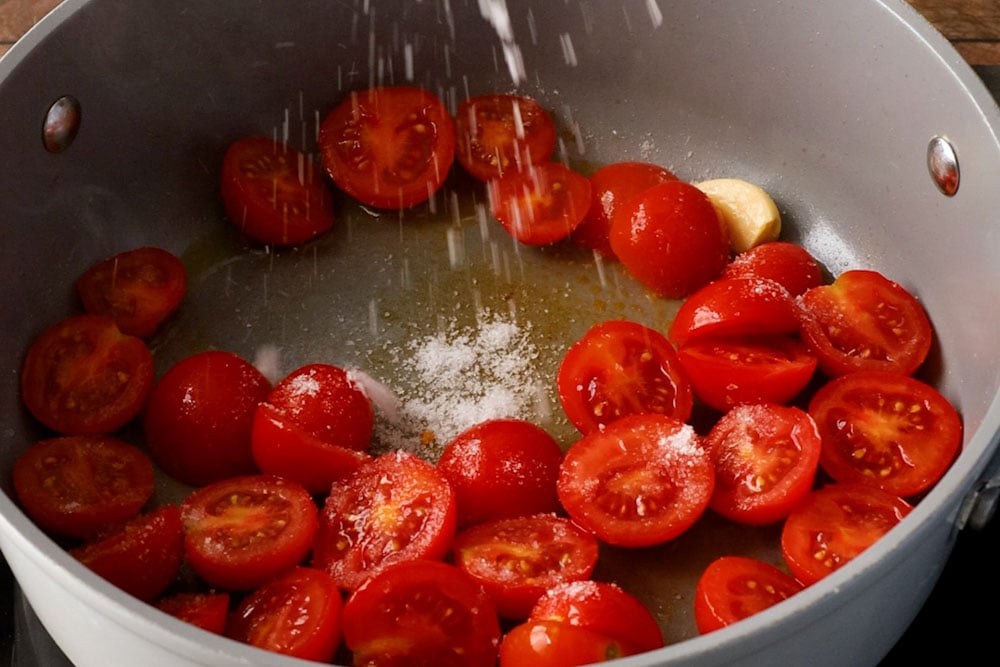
[42,95,81,153]
[927,135,959,196]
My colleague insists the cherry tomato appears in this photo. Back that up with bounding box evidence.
[451,514,599,619]
[454,93,556,181]
[557,413,714,547]
[499,620,635,667]
[677,336,818,412]
[609,180,729,299]
[342,559,501,667]
[436,419,563,528]
[155,592,230,635]
[180,474,319,591]
[530,580,665,654]
[20,314,154,436]
[12,435,154,539]
[313,451,457,591]
[571,161,677,257]
[693,556,805,633]
[556,320,693,435]
[780,482,912,585]
[809,370,962,498]
[798,269,933,377]
[144,350,271,486]
[720,241,823,297]
[220,135,335,246]
[488,161,592,245]
[228,566,343,662]
[70,505,183,602]
[319,85,456,209]
[704,403,822,525]
[76,246,187,338]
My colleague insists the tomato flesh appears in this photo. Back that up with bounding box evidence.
[489,161,592,245]
[454,94,556,181]
[156,592,231,635]
[694,556,804,633]
[721,241,823,297]
[499,620,635,666]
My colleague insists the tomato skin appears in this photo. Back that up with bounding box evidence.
[70,505,184,603]
[798,269,933,377]
[436,419,563,528]
[20,314,154,436]
[342,559,501,667]
[319,85,456,209]
[609,180,730,299]
[144,350,271,486]
[721,241,823,297]
[809,370,962,498]
[313,451,457,591]
[76,246,187,338]
[499,620,636,667]
[228,566,343,662]
[155,592,231,635]
[451,514,599,619]
[220,135,335,246]
[454,94,556,181]
[556,320,693,435]
[557,413,714,547]
[180,474,319,591]
[693,556,804,634]
[13,435,154,539]
[489,161,592,245]
[780,483,912,585]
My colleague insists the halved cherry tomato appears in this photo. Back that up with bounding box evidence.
[609,180,729,299]
[451,514,599,618]
[780,482,912,585]
[571,161,677,257]
[488,161,592,245]
[499,620,636,666]
[721,241,823,297]
[556,320,693,435]
[436,419,563,528]
[180,474,319,591]
[156,592,230,635]
[454,94,556,181]
[557,413,714,547]
[76,246,187,338]
[319,85,456,209]
[342,559,501,667]
[12,435,154,539]
[798,269,933,377]
[220,135,335,246]
[228,566,343,662]
[144,350,271,486]
[70,505,183,602]
[530,580,665,654]
[677,336,817,412]
[704,403,822,525]
[693,556,805,633]
[809,370,962,498]
[313,451,457,590]
[20,314,154,436]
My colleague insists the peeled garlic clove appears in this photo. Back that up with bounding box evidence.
[695,178,781,254]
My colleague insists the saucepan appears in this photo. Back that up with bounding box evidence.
[2,0,999,665]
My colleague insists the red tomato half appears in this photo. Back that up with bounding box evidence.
[76,246,187,338]
[229,566,343,662]
[319,85,456,209]
[704,403,822,526]
[556,320,693,435]
[721,241,823,297]
[342,559,501,667]
[780,483,912,585]
[557,413,714,547]
[693,556,805,634]
[13,435,154,539]
[809,371,962,498]
[221,135,335,246]
[489,161,592,245]
[181,475,319,591]
[144,350,271,486]
[609,180,729,299]
[798,269,933,377]
[313,451,457,590]
[499,620,635,667]
[70,505,183,602]
[454,94,556,181]
[156,592,230,635]
[451,514,599,618]
[20,314,154,435]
